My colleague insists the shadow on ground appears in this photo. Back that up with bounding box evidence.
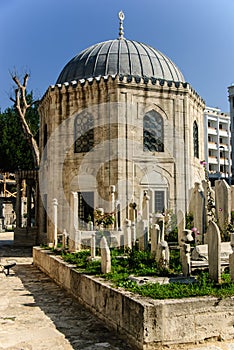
[0,232,33,258]
[0,244,32,258]
[13,262,133,350]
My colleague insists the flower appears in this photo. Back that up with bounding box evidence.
[200,160,207,166]
[219,208,223,212]
[191,227,197,232]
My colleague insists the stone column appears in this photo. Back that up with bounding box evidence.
[16,177,22,228]
[69,192,78,251]
[26,180,32,228]
[53,198,58,248]
[142,193,150,240]
[34,180,39,227]
[1,204,5,229]
[70,192,79,232]
[116,202,122,231]
[110,185,115,213]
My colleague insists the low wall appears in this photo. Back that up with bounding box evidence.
[33,247,234,349]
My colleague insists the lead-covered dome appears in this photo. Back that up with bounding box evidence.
[56,38,185,84]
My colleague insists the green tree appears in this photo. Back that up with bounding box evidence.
[0,91,39,171]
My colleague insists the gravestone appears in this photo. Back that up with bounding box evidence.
[138,219,148,251]
[91,232,96,259]
[231,186,234,212]
[202,179,215,224]
[151,224,160,259]
[158,240,170,267]
[177,209,185,245]
[215,180,231,232]
[191,242,232,262]
[189,182,205,240]
[62,229,68,249]
[52,198,58,248]
[180,229,193,277]
[207,221,221,283]
[100,236,111,274]
[155,213,165,241]
[131,222,136,246]
[74,229,81,251]
[229,233,234,282]
[142,193,150,240]
[124,219,132,250]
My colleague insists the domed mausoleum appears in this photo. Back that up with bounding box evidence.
[38,12,205,243]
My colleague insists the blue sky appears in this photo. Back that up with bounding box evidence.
[1,0,234,112]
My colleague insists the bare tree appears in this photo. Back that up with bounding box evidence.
[10,73,40,168]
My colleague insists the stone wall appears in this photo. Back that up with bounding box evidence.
[33,247,234,350]
[38,76,206,243]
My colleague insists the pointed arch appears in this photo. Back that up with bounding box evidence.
[193,121,199,158]
[143,110,164,152]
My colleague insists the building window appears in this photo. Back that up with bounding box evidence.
[154,191,165,212]
[74,113,94,153]
[193,121,199,158]
[78,191,94,228]
[143,110,164,152]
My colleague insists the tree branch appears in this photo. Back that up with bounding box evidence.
[11,73,40,168]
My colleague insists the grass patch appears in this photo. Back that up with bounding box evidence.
[57,247,234,299]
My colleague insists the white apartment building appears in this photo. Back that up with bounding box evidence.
[204,107,231,185]
[228,84,234,184]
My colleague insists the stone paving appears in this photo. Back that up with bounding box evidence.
[0,233,132,350]
[1,232,234,350]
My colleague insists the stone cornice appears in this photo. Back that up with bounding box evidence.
[39,74,205,108]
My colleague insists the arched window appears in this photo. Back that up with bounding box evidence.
[143,110,164,152]
[193,121,199,158]
[74,113,94,153]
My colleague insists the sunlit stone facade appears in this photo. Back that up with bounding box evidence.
[38,32,205,242]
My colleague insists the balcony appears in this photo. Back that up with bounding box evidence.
[208,156,218,164]
[208,127,217,135]
[219,129,229,137]
[208,142,217,150]
[219,144,229,150]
